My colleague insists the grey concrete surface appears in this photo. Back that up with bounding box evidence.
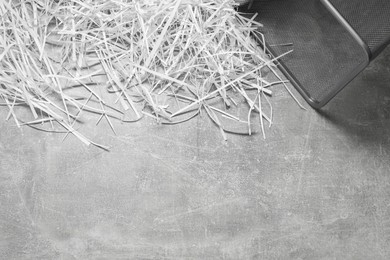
[1,46,390,259]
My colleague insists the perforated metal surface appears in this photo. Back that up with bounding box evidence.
[240,0,369,107]
[323,0,390,59]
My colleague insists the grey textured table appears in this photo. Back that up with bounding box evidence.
[1,46,390,259]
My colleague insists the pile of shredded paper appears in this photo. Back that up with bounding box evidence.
[0,0,292,149]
